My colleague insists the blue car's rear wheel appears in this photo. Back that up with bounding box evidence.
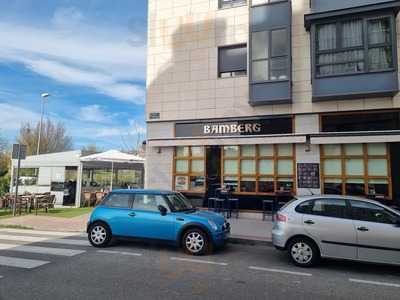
[182,229,211,256]
[88,222,112,248]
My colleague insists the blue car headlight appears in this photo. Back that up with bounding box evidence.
[208,220,218,231]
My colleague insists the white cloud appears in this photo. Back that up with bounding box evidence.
[0,6,147,103]
[0,103,40,131]
[92,122,147,138]
[52,7,84,29]
[25,59,145,103]
[78,105,112,123]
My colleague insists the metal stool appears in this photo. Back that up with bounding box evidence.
[262,199,273,221]
[227,198,239,219]
[207,198,217,211]
[214,198,226,215]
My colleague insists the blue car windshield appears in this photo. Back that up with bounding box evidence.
[166,193,195,212]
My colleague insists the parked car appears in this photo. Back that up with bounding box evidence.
[272,195,400,267]
[87,189,230,255]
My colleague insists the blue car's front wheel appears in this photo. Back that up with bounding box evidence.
[182,229,211,256]
[88,222,112,248]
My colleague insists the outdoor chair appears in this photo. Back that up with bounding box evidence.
[227,198,239,219]
[95,192,104,206]
[83,192,96,207]
[262,199,274,221]
[35,194,56,215]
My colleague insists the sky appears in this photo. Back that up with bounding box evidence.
[0,0,148,151]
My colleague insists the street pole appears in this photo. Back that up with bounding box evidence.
[37,93,50,156]
[13,148,21,217]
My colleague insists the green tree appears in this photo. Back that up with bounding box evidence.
[17,120,73,155]
[0,133,10,196]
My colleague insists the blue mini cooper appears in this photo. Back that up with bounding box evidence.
[87,190,230,255]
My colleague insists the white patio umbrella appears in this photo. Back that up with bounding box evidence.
[80,150,145,190]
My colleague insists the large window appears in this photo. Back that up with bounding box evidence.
[219,0,246,9]
[174,146,205,193]
[315,16,394,77]
[251,28,289,82]
[321,144,392,199]
[222,144,295,194]
[218,45,247,78]
[15,168,38,186]
[321,111,400,132]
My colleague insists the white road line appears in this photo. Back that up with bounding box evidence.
[0,234,48,243]
[0,228,82,237]
[97,250,142,256]
[0,234,89,247]
[170,257,228,266]
[0,256,50,269]
[48,238,89,247]
[248,266,312,277]
[0,275,3,279]
[0,243,86,257]
[349,278,400,288]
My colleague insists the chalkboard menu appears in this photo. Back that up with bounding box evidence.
[297,163,320,189]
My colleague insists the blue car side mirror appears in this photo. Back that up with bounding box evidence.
[158,205,167,216]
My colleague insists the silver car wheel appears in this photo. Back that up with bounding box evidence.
[185,232,205,253]
[291,242,313,264]
[91,225,107,245]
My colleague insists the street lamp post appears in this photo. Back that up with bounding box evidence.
[36,93,50,156]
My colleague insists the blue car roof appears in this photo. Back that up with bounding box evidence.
[110,189,176,195]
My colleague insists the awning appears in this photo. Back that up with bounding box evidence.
[311,133,400,144]
[80,150,144,163]
[147,135,307,147]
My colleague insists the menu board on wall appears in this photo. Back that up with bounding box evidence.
[175,176,189,191]
[297,163,320,189]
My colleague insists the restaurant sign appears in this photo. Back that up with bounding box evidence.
[175,117,292,137]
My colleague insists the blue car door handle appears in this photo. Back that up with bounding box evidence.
[128,212,136,217]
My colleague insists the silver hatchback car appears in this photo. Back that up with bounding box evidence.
[272,195,400,267]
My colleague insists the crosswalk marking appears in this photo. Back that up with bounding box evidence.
[0,243,86,257]
[0,234,89,247]
[0,228,82,237]
[49,238,89,247]
[0,256,50,269]
[0,234,48,243]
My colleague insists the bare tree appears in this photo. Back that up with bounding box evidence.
[81,144,103,156]
[0,133,9,177]
[18,120,73,155]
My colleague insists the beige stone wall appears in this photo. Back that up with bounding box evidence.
[147,0,400,123]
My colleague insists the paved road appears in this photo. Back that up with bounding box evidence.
[0,229,399,300]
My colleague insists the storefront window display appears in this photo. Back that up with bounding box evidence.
[321,143,391,198]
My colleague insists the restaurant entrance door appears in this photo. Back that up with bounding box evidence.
[205,146,221,200]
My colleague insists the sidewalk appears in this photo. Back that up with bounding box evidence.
[228,216,273,244]
[0,213,273,245]
[0,214,89,232]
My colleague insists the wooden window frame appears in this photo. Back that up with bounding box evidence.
[173,146,206,194]
[221,144,296,196]
[321,143,392,200]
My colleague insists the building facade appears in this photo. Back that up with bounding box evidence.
[146,0,400,209]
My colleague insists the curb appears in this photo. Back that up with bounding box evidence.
[228,237,273,247]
